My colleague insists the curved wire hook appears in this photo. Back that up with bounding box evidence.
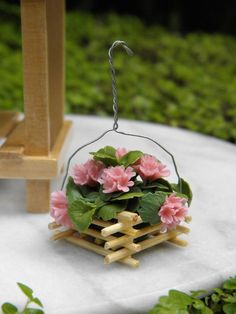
[61,40,182,192]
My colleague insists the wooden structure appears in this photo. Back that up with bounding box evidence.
[0,0,71,212]
[49,211,191,267]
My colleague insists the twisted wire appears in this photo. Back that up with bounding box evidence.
[108,40,133,130]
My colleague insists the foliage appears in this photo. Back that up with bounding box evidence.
[1,2,236,142]
[149,277,236,314]
[65,146,191,232]
[1,282,44,314]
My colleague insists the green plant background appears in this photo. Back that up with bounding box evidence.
[1,2,236,143]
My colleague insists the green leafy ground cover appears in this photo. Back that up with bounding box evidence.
[0,2,236,143]
[149,277,236,314]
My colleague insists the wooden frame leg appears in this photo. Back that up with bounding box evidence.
[26,180,50,213]
[21,0,66,213]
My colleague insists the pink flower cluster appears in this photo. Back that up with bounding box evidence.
[72,149,170,194]
[158,194,188,232]
[50,191,72,228]
[133,154,170,181]
[98,166,135,193]
[73,159,104,186]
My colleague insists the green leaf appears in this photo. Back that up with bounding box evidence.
[201,307,214,314]
[96,202,127,221]
[77,184,97,198]
[90,146,117,166]
[223,295,236,303]
[138,192,167,224]
[223,278,236,290]
[223,304,236,314]
[99,188,123,202]
[192,299,205,310]
[190,290,206,298]
[86,192,99,202]
[211,293,220,303]
[118,150,143,167]
[24,309,44,314]
[214,288,224,296]
[168,290,192,307]
[66,177,82,206]
[112,191,144,201]
[142,178,173,192]
[192,299,213,313]
[172,178,193,205]
[1,303,18,314]
[17,282,33,299]
[71,208,96,232]
[32,298,43,308]
[68,198,96,232]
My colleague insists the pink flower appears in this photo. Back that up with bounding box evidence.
[159,194,188,232]
[73,159,105,186]
[116,148,128,160]
[133,154,170,181]
[50,191,73,228]
[98,166,136,193]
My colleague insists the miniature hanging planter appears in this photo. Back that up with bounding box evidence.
[48,41,193,268]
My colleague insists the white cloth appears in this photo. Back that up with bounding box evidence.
[1,115,236,314]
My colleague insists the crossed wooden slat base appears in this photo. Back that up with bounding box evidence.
[49,211,191,268]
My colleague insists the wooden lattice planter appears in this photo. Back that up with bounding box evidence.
[49,211,191,268]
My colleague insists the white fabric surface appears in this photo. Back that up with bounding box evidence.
[1,115,236,314]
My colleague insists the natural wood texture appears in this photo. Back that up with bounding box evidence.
[0,1,69,213]
[168,237,188,247]
[26,180,50,213]
[101,213,142,237]
[65,235,139,268]
[48,222,60,230]
[0,121,72,179]
[21,0,50,156]
[1,120,25,146]
[0,112,19,138]
[46,0,65,148]
[50,214,191,267]
[0,146,24,159]
[51,229,75,241]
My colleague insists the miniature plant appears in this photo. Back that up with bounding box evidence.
[149,277,236,314]
[50,146,192,232]
[1,283,44,314]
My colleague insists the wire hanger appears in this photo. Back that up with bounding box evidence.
[61,40,182,192]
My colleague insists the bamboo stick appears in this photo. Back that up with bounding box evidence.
[92,219,113,228]
[139,230,180,250]
[117,211,139,223]
[94,238,104,245]
[104,247,133,264]
[168,237,188,247]
[65,236,139,267]
[105,230,183,265]
[176,225,190,234]
[101,222,123,237]
[104,235,132,250]
[51,229,75,241]
[48,221,60,230]
[104,223,162,250]
[83,227,140,252]
[184,216,192,223]
[101,222,140,237]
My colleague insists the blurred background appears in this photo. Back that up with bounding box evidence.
[1,0,236,143]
